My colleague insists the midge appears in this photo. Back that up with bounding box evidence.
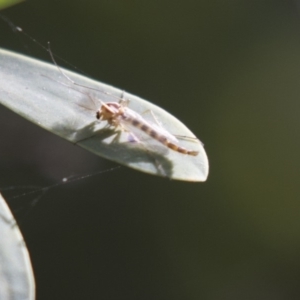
[47,43,199,156]
[96,99,199,156]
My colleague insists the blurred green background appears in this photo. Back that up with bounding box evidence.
[1,0,300,299]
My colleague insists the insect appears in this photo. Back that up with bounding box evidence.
[96,99,199,156]
[46,43,200,157]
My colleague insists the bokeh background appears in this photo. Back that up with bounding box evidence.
[1,1,300,299]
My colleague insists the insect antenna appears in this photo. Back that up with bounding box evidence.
[47,42,127,103]
[41,73,100,113]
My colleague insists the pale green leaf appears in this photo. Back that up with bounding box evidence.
[0,48,209,181]
[0,193,35,300]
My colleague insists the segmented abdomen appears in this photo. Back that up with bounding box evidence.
[120,113,199,156]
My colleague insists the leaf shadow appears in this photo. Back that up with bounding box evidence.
[51,120,174,179]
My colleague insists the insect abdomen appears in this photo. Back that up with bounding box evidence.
[126,116,198,156]
[166,142,199,156]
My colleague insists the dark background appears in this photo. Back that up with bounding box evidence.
[1,1,300,299]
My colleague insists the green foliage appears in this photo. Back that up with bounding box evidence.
[0,0,24,11]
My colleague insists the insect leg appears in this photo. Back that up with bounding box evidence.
[118,91,130,107]
[140,109,163,128]
[141,109,200,144]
